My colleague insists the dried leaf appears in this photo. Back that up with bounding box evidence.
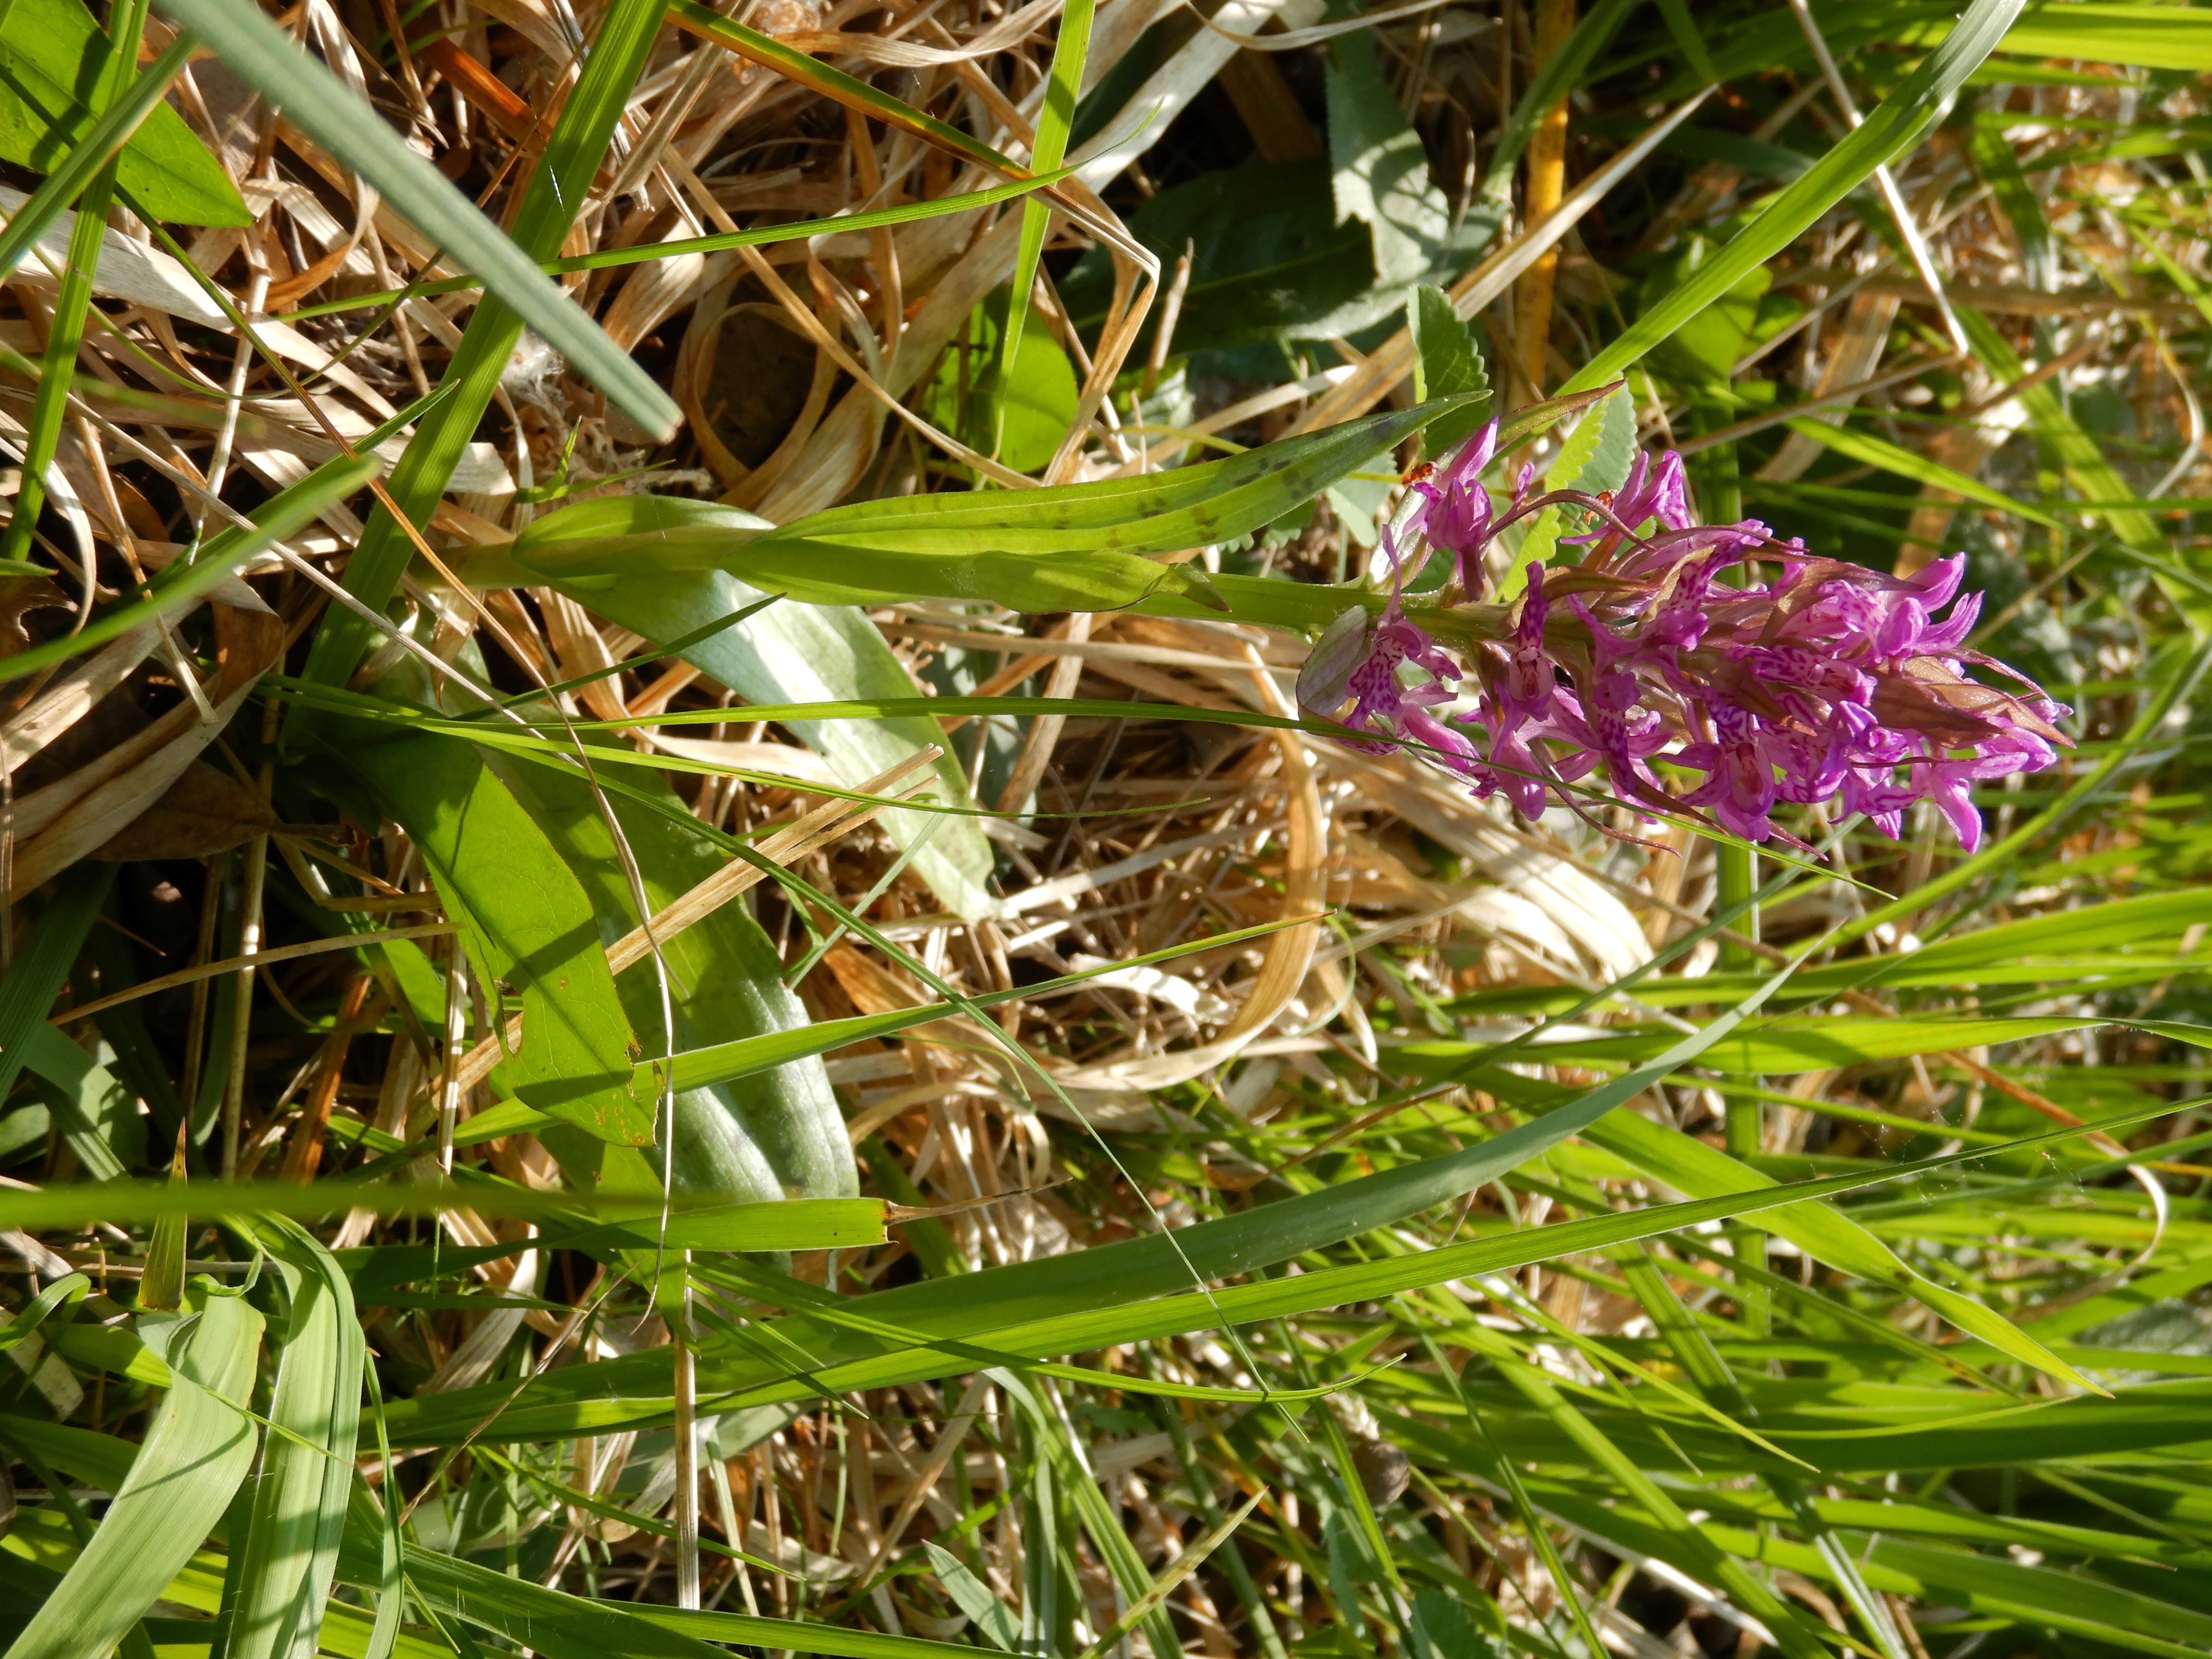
[90,760,275,862]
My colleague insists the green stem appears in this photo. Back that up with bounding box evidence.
[0,0,148,564]
[1696,396,1767,1331]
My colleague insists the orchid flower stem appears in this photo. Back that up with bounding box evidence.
[1696,396,1771,1334]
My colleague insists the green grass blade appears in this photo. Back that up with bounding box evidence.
[0,1182,887,1244]
[665,919,1307,1092]
[1,452,376,685]
[1783,414,2064,527]
[220,1220,365,1659]
[0,0,143,566]
[1562,0,2025,394]
[369,1105,2184,1446]
[663,0,1033,185]
[2,1289,263,1659]
[287,0,673,704]
[399,1537,978,1659]
[283,164,1086,319]
[993,0,1094,466]
[0,866,114,1100]
[147,0,674,437]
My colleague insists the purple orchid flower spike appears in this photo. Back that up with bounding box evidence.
[1294,398,2073,852]
[1297,532,1462,758]
[1409,420,1501,595]
[1614,448,1692,533]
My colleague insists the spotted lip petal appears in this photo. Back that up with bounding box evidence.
[1292,405,2071,848]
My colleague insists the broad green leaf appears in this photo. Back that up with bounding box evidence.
[1564,0,2026,395]
[1912,0,2212,72]
[920,298,1080,477]
[1328,18,1450,289]
[23,1023,140,1180]
[355,921,1305,1152]
[478,740,856,1204]
[1509,382,1639,585]
[1058,159,1377,357]
[333,733,659,1154]
[1,1287,262,1659]
[0,1273,87,1354]
[1638,237,1778,386]
[510,492,1226,614]
[0,30,208,282]
[0,866,113,1100]
[220,1221,363,1659]
[0,1504,452,1659]
[735,396,1478,564]
[565,567,998,920]
[0,0,246,225]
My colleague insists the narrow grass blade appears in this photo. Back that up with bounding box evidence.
[993,0,1093,464]
[1,452,376,685]
[1563,0,2026,394]
[0,1182,888,1244]
[1,1289,263,1659]
[289,0,673,703]
[219,1219,365,1659]
[147,0,675,436]
[0,866,114,1098]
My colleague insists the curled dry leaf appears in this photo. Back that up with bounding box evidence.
[89,759,276,862]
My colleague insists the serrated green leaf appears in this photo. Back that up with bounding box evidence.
[1407,284,1491,457]
[1510,383,1638,586]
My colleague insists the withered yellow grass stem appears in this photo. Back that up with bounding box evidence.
[1513,0,1575,404]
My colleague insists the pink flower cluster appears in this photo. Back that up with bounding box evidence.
[1296,416,2071,852]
